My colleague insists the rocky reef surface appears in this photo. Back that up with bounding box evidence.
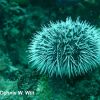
[0,0,100,100]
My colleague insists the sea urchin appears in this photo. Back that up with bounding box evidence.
[28,17,100,77]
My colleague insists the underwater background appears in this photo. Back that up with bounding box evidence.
[0,0,100,100]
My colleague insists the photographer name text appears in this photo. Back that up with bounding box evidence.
[0,91,35,95]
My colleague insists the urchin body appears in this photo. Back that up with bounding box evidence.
[28,18,100,77]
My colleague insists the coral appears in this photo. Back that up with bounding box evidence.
[28,17,100,77]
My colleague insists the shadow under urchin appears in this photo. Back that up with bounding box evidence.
[28,17,100,78]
